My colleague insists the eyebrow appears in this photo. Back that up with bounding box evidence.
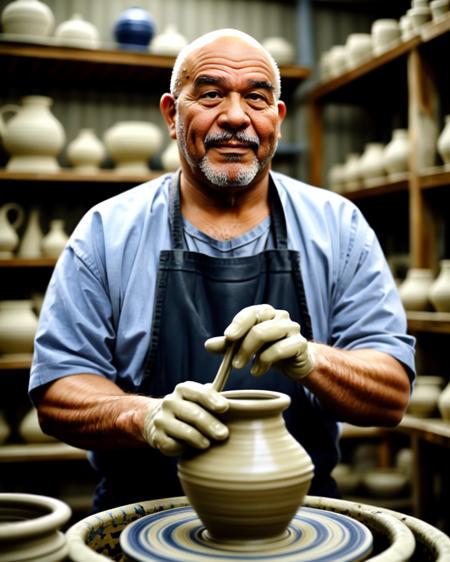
[193,75,274,93]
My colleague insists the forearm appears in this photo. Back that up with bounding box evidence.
[35,374,153,450]
[304,344,411,427]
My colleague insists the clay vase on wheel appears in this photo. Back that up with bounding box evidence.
[178,389,314,543]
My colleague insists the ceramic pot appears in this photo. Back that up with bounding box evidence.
[0,411,11,445]
[319,50,333,81]
[398,268,434,311]
[41,219,69,258]
[0,95,65,172]
[1,0,54,37]
[104,121,163,174]
[327,45,348,77]
[429,259,450,312]
[371,19,401,55]
[437,115,450,168]
[0,299,38,357]
[328,162,346,192]
[67,128,105,172]
[384,129,410,179]
[331,463,361,495]
[161,139,180,171]
[261,36,295,65]
[17,207,43,258]
[345,33,373,68]
[54,13,100,49]
[399,15,416,41]
[178,390,314,542]
[113,7,156,51]
[150,24,187,55]
[362,468,408,498]
[0,493,71,562]
[408,375,444,418]
[430,0,449,21]
[343,152,361,191]
[19,408,57,443]
[408,5,432,30]
[0,201,24,258]
[359,143,386,187]
[438,382,450,421]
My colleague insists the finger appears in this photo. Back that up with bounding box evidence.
[157,414,212,450]
[224,304,276,339]
[155,433,186,456]
[204,336,227,354]
[168,399,229,441]
[251,334,307,376]
[175,380,229,413]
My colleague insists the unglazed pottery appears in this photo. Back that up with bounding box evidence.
[18,408,58,443]
[383,129,410,178]
[430,0,449,21]
[438,382,450,421]
[54,13,100,49]
[429,259,450,312]
[408,5,432,30]
[359,143,386,187]
[0,493,71,562]
[437,115,450,168]
[41,219,69,258]
[371,19,401,55]
[150,24,187,55]
[398,268,434,311]
[343,152,361,191]
[0,299,38,358]
[327,45,348,77]
[178,390,314,542]
[408,375,445,418]
[104,121,163,174]
[1,0,54,37]
[161,139,180,171]
[0,201,24,258]
[113,7,156,51]
[328,163,346,192]
[0,95,65,172]
[331,463,361,495]
[362,468,409,498]
[67,129,106,172]
[17,207,43,258]
[345,33,373,68]
[261,37,295,65]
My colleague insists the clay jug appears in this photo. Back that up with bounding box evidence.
[41,219,69,258]
[398,268,434,311]
[1,0,54,37]
[67,129,106,173]
[0,299,38,358]
[54,13,100,49]
[438,382,450,421]
[429,259,450,312]
[437,115,450,168]
[0,96,65,172]
[17,207,43,259]
[0,202,24,258]
[384,129,410,179]
[408,376,444,418]
[178,389,314,542]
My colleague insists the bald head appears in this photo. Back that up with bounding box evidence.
[170,29,281,100]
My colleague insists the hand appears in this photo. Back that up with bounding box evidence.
[205,304,315,381]
[142,381,229,456]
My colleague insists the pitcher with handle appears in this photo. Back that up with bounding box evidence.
[0,202,24,258]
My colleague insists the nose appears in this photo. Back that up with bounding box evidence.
[217,93,251,130]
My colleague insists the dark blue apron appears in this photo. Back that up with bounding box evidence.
[91,173,339,512]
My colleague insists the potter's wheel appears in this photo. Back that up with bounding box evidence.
[120,505,373,562]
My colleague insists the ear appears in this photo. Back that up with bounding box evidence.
[160,93,177,139]
[276,101,287,139]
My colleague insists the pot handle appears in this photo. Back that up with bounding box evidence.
[0,202,25,231]
[0,104,20,139]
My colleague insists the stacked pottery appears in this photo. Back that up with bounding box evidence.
[437,115,450,168]
[104,121,163,174]
[398,268,434,310]
[17,207,44,258]
[54,13,100,49]
[1,0,54,37]
[429,259,450,311]
[408,0,432,31]
[0,299,38,358]
[178,390,314,542]
[261,37,295,65]
[438,382,450,421]
[383,129,410,179]
[407,375,444,417]
[0,202,24,258]
[327,45,348,77]
[150,24,187,56]
[67,129,106,173]
[113,7,156,51]
[345,33,373,68]
[41,219,69,258]
[343,153,361,191]
[0,95,65,172]
[358,143,386,187]
[371,19,401,55]
[430,0,449,21]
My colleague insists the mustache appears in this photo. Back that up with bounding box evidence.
[204,132,260,151]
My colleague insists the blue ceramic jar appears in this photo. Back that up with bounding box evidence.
[113,7,156,50]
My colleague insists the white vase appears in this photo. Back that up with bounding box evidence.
[0,202,24,258]
[371,19,401,55]
[1,0,54,37]
[438,382,450,421]
[261,36,295,65]
[408,375,444,418]
[0,300,38,358]
[343,153,361,191]
[41,219,69,258]
[54,13,100,49]
[150,24,187,55]
[429,259,450,312]
[398,268,434,311]
[17,207,43,258]
[345,33,373,68]
[383,129,410,179]
[437,115,450,169]
[104,121,163,174]
[161,139,180,171]
[359,143,386,187]
[0,95,65,172]
[67,129,105,172]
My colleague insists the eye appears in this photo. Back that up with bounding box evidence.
[200,91,222,100]
[246,92,270,107]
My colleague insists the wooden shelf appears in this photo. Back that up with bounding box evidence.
[343,176,409,201]
[407,311,450,333]
[0,258,56,267]
[0,357,31,370]
[0,442,87,462]
[398,415,450,448]
[418,168,450,190]
[0,169,161,185]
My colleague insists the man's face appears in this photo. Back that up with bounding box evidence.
[172,37,286,191]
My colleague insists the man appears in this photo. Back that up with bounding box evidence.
[30,29,415,512]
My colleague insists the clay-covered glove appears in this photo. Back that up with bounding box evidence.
[205,304,315,380]
[142,381,229,456]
